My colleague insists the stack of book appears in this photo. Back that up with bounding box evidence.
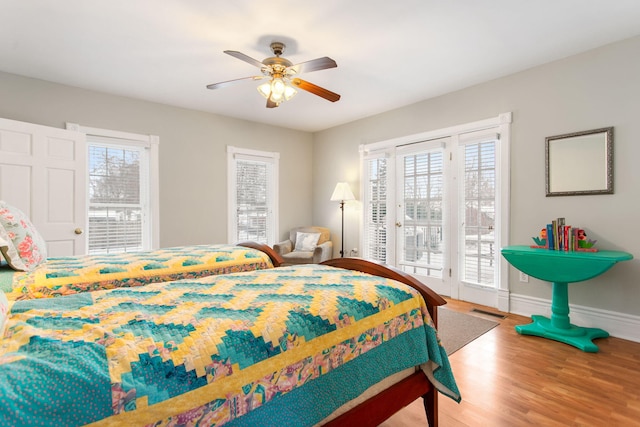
[531,217,598,252]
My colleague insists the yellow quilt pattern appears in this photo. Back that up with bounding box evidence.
[0,264,458,427]
[4,244,273,301]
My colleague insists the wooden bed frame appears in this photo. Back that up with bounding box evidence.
[237,240,285,267]
[237,242,447,427]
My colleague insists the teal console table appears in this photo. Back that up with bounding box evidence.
[501,245,633,352]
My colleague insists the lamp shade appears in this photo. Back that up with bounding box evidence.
[330,182,356,202]
[257,82,271,99]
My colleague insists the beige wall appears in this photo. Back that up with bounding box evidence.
[0,72,314,247]
[313,35,640,316]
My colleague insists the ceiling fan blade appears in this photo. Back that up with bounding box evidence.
[206,75,264,90]
[224,50,265,68]
[288,57,337,74]
[266,98,279,108]
[291,78,341,102]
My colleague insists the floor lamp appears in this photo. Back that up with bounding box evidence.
[330,182,356,257]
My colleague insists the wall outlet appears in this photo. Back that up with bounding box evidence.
[519,271,529,282]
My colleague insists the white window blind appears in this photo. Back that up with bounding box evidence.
[400,148,445,278]
[460,138,497,286]
[227,147,279,245]
[364,155,388,263]
[87,140,149,254]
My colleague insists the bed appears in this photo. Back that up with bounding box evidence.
[0,242,281,301]
[0,200,282,301]
[0,257,459,427]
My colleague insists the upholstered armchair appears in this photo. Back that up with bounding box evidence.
[273,226,333,265]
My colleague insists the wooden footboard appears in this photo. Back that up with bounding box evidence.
[236,241,284,267]
[324,371,435,427]
[321,257,447,427]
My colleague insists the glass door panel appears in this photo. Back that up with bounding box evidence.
[396,145,448,293]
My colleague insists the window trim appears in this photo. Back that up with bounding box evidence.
[66,123,160,250]
[226,146,279,245]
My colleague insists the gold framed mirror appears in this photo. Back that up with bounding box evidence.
[545,127,613,196]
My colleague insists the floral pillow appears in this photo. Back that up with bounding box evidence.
[294,232,321,252]
[0,201,48,271]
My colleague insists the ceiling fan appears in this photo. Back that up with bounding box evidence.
[206,41,340,108]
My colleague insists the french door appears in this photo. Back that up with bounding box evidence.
[394,139,451,296]
[456,135,500,306]
[361,114,511,308]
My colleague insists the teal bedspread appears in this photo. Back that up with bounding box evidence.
[0,264,459,426]
[3,244,274,301]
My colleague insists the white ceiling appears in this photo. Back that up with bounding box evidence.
[2,1,640,132]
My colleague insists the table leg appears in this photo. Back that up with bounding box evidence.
[515,281,609,352]
[550,281,571,329]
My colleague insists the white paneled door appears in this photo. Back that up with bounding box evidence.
[0,118,86,256]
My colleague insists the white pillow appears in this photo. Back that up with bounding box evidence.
[294,232,321,252]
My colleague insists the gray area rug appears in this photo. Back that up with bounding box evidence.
[437,307,499,355]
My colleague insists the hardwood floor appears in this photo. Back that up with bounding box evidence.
[384,298,640,426]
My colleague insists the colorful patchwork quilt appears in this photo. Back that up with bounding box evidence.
[0,244,274,301]
[0,264,459,427]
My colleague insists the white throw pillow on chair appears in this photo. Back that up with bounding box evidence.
[294,232,321,252]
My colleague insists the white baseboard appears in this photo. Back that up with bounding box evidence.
[509,293,640,343]
[497,288,510,313]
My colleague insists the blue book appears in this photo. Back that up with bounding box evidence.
[546,224,554,250]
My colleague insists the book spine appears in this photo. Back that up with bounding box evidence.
[570,227,575,251]
[557,218,565,251]
[547,223,554,250]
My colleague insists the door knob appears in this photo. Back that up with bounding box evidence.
[74,228,84,235]
[396,222,402,228]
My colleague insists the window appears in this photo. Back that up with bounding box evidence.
[227,146,279,245]
[460,138,496,286]
[363,155,388,262]
[88,140,146,254]
[400,146,445,279]
[68,123,159,255]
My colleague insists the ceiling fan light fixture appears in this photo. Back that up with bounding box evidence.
[257,82,271,99]
[270,77,286,101]
[258,79,296,104]
[283,84,297,101]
